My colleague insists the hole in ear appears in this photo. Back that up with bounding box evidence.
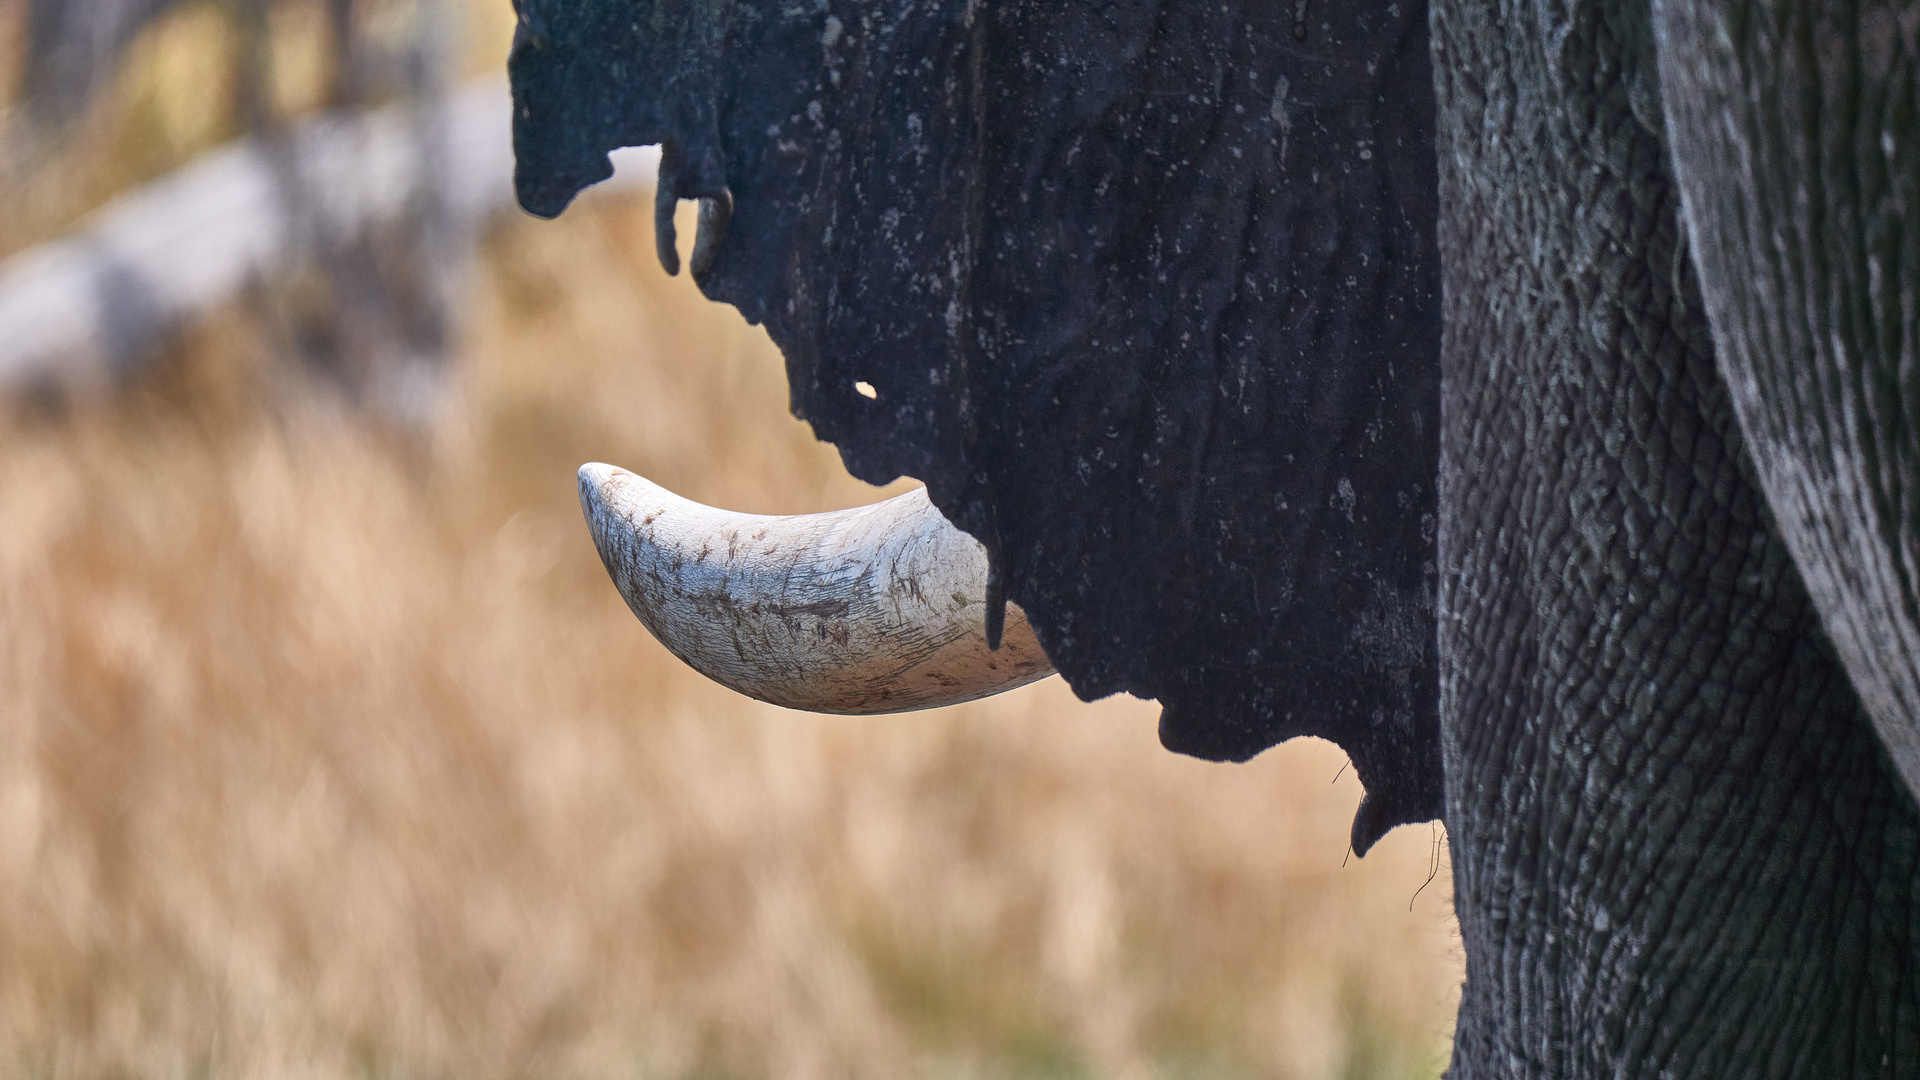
[853,381,878,399]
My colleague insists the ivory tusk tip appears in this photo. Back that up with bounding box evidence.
[578,463,624,560]
[577,462,658,562]
[576,461,626,513]
[578,461,618,488]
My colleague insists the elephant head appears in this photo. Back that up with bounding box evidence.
[511,0,1920,1074]
[511,0,1447,853]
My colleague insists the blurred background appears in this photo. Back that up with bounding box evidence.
[0,1,1463,1076]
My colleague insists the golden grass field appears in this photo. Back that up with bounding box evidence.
[0,7,1462,1076]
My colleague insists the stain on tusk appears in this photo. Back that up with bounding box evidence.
[578,463,1057,714]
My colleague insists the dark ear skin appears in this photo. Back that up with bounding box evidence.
[1654,0,1920,804]
[507,0,731,218]
[512,0,1446,854]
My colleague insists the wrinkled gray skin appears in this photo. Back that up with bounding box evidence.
[1436,0,1920,1073]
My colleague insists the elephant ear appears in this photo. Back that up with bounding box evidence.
[511,0,1444,851]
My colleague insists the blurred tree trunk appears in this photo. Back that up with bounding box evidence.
[22,0,186,125]
[254,0,466,424]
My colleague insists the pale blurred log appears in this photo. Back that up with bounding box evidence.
[0,80,661,395]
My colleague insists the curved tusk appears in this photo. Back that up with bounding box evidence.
[578,463,1056,714]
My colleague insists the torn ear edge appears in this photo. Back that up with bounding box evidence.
[651,138,737,280]
[1157,699,1443,857]
[1350,786,1407,857]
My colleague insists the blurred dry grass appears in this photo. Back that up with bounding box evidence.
[0,3,1463,1075]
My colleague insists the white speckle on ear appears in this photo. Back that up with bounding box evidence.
[1334,477,1356,521]
[822,14,843,47]
[1270,75,1293,165]
[855,381,878,399]
[1270,75,1292,128]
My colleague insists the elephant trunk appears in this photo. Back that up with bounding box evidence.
[577,463,1056,713]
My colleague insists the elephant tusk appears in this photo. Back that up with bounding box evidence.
[577,463,1057,714]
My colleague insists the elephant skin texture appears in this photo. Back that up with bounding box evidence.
[509,0,1920,1074]
[1433,0,1919,1072]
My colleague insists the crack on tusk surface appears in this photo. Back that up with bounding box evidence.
[577,463,1057,714]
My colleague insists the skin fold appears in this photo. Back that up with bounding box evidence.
[509,0,1920,1072]
[1656,0,1920,806]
